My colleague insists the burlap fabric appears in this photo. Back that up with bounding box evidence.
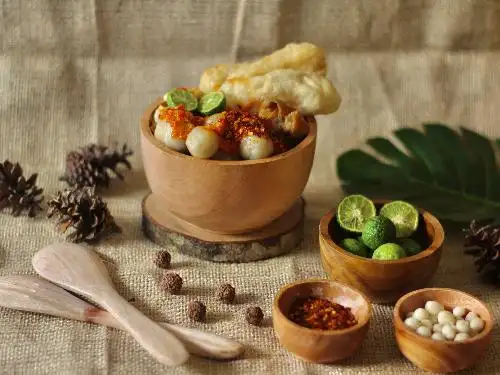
[1,0,499,373]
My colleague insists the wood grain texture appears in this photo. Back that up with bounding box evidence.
[31,243,189,367]
[272,278,371,364]
[0,275,244,360]
[319,201,445,304]
[393,288,494,373]
[142,193,304,262]
[140,98,316,234]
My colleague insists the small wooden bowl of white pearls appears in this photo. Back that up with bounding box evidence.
[393,288,493,373]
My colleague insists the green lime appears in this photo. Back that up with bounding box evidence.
[380,200,419,238]
[198,92,226,115]
[336,195,376,233]
[358,235,373,257]
[372,243,407,260]
[164,89,198,111]
[361,216,396,250]
[397,238,422,256]
[340,238,369,258]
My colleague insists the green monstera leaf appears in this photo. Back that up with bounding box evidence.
[337,123,500,224]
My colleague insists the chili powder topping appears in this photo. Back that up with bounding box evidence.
[288,297,358,330]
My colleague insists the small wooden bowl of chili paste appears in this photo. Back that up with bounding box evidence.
[272,278,371,363]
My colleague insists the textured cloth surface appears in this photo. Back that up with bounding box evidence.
[1,0,500,374]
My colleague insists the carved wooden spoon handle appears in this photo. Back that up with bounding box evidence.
[90,311,244,360]
[0,276,243,360]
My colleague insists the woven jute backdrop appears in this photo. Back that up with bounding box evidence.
[1,0,500,374]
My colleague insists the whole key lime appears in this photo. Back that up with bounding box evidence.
[397,238,422,256]
[372,243,407,260]
[340,238,369,258]
[361,216,396,250]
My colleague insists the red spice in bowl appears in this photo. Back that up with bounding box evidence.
[288,297,358,330]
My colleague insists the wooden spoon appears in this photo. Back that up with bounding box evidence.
[32,243,189,367]
[0,275,244,360]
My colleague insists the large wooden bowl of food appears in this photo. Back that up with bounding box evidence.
[140,43,341,234]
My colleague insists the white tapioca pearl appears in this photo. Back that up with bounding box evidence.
[425,301,444,315]
[420,319,433,329]
[465,311,478,321]
[454,332,470,342]
[453,306,466,318]
[442,324,457,340]
[432,332,445,341]
[416,326,432,337]
[413,308,430,321]
[433,323,444,333]
[404,317,421,330]
[437,310,456,325]
[455,319,470,333]
[470,317,485,333]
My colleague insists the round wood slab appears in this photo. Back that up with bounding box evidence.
[141,193,304,263]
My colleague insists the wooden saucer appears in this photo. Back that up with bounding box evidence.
[141,193,304,263]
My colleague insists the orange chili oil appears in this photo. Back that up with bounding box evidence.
[157,105,203,140]
[288,297,358,330]
[205,109,288,156]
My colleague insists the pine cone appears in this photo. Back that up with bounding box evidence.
[60,143,133,188]
[464,220,500,284]
[47,187,121,243]
[0,160,43,217]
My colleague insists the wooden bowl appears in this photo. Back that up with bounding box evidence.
[394,288,494,372]
[272,278,371,363]
[319,201,445,303]
[140,99,317,234]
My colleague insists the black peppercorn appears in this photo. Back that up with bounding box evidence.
[216,283,235,304]
[188,301,206,322]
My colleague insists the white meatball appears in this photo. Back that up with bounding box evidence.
[429,314,438,324]
[404,317,421,330]
[413,308,430,321]
[454,332,470,342]
[425,301,444,315]
[455,319,470,333]
[453,306,467,318]
[240,135,274,160]
[154,122,187,152]
[186,126,219,159]
[204,112,225,126]
[416,326,431,337]
[469,317,485,333]
[431,332,445,341]
[437,310,456,325]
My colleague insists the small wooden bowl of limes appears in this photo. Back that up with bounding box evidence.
[319,195,445,304]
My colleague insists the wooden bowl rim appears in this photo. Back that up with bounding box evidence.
[319,200,445,265]
[393,287,494,345]
[141,98,317,166]
[272,278,372,336]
